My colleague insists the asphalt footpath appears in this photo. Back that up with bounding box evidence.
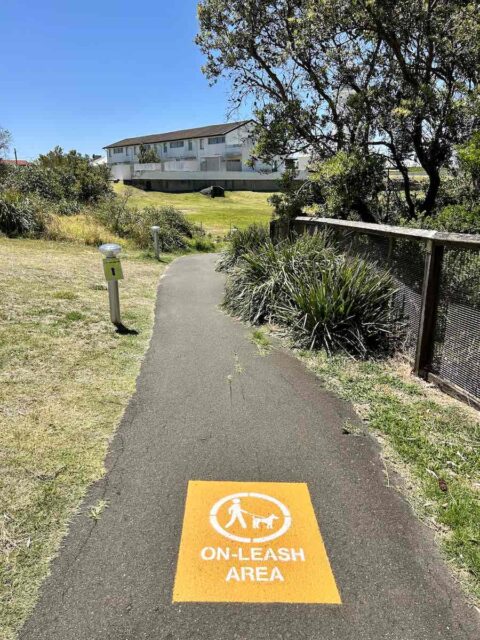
[20,253,480,640]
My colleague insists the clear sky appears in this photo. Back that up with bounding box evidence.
[1,1,244,160]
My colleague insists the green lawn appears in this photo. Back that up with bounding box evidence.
[113,183,274,235]
[299,350,480,602]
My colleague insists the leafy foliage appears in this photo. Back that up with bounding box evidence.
[197,0,480,221]
[419,205,480,235]
[137,144,161,164]
[268,165,322,222]
[310,150,385,222]
[3,147,112,204]
[216,223,270,271]
[278,256,398,356]
[95,196,197,251]
[222,231,397,356]
[0,127,12,158]
[0,189,49,237]
[457,131,480,191]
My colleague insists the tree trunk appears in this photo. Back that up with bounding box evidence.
[420,168,441,216]
[352,199,377,223]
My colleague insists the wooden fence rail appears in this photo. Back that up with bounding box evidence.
[270,216,480,409]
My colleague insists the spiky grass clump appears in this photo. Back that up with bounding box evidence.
[223,231,398,356]
[216,223,270,271]
[223,233,335,324]
[279,256,398,356]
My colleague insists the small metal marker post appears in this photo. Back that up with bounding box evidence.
[99,243,123,326]
[151,225,161,260]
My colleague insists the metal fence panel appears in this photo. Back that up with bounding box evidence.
[284,217,480,405]
[431,247,480,399]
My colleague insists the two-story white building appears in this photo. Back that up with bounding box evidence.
[104,120,307,192]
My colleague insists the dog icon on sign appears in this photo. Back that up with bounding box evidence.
[252,513,279,530]
[210,492,291,543]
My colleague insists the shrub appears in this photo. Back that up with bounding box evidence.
[188,236,217,252]
[420,205,480,235]
[217,223,270,271]
[6,165,68,201]
[278,256,397,356]
[3,148,112,205]
[127,205,196,250]
[223,233,335,323]
[0,189,49,237]
[95,193,137,237]
[223,232,398,356]
[95,199,196,251]
[53,199,83,216]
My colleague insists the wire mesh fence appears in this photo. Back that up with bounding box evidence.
[431,247,480,399]
[278,217,480,406]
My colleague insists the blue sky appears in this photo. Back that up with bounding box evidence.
[1,1,244,160]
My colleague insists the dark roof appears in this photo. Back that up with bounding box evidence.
[0,159,30,166]
[104,121,251,149]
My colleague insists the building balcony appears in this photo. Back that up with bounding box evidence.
[224,144,242,158]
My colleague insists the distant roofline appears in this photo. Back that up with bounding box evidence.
[104,120,252,149]
[0,158,31,166]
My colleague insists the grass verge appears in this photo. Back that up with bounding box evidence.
[0,237,166,639]
[113,183,274,235]
[298,350,480,602]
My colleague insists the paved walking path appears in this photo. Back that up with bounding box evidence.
[21,254,479,639]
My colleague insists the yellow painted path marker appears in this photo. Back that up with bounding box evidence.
[173,481,341,604]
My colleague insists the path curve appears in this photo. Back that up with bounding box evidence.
[21,254,480,640]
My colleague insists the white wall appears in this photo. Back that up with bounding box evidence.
[110,164,132,180]
[106,123,288,175]
[131,166,308,182]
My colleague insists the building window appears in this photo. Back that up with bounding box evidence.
[108,149,112,157]
[163,143,167,152]
[170,140,184,148]
[188,140,193,151]
[113,147,124,154]
[208,135,226,145]
[200,139,204,149]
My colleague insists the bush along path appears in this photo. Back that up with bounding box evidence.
[19,254,480,640]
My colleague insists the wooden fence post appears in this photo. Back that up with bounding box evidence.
[414,240,444,377]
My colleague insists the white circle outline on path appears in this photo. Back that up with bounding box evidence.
[209,492,292,543]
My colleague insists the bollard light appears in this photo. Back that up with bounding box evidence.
[151,226,161,260]
[99,244,123,326]
[99,243,122,258]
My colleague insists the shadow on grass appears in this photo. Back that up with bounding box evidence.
[114,323,139,336]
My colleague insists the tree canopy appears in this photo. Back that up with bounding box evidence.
[197,0,480,221]
[0,127,12,158]
[138,144,161,164]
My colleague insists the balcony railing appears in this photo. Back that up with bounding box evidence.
[224,144,242,158]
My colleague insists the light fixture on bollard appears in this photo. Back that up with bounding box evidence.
[99,243,123,326]
[151,225,161,260]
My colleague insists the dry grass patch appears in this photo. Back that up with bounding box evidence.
[44,213,126,247]
[0,237,165,639]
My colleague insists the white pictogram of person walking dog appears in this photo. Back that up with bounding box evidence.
[225,498,279,530]
[209,491,292,544]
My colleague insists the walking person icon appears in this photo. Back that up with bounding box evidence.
[225,498,248,529]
